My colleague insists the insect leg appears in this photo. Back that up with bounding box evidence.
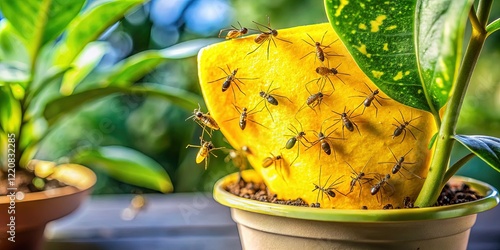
[232,80,246,96]
[208,76,226,83]
[246,41,265,57]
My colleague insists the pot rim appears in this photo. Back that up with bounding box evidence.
[213,170,500,222]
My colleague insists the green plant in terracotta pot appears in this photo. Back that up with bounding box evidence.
[0,0,213,249]
[194,0,500,249]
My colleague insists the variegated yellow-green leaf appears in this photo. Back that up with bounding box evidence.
[324,0,473,114]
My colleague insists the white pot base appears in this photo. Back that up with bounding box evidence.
[233,208,475,250]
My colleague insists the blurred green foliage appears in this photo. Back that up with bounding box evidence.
[0,0,214,194]
[452,3,500,190]
[34,0,329,194]
[28,0,500,194]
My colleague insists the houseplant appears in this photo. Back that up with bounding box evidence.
[194,0,500,248]
[0,0,212,248]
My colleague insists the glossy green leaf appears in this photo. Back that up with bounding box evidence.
[106,38,220,86]
[324,0,472,112]
[0,86,21,134]
[0,0,85,59]
[53,0,145,66]
[60,42,108,95]
[455,135,500,172]
[43,85,202,125]
[73,146,173,193]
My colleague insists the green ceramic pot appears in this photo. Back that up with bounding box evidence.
[214,170,499,250]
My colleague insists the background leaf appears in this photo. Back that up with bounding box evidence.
[0,86,21,134]
[455,135,500,172]
[105,38,220,86]
[0,0,85,59]
[0,133,6,170]
[324,0,472,113]
[60,42,108,95]
[73,146,173,193]
[43,85,202,125]
[0,63,29,83]
[28,65,71,102]
[106,50,170,87]
[53,0,145,66]
[0,20,30,82]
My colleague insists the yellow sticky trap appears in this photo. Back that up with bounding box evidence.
[198,23,436,209]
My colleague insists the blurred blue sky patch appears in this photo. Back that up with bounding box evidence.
[150,0,192,26]
[184,0,232,36]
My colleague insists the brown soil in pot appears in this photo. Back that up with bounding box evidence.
[0,169,66,196]
[226,176,483,209]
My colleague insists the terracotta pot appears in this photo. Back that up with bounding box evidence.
[0,164,96,250]
[214,170,500,250]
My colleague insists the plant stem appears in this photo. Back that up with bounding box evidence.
[15,20,41,169]
[415,2,492,207]
[477,0,493,25]
[469,7,482,32]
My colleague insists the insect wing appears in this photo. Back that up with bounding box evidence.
[255,33,269,44]
[226,30,240,39]
[262,157,273,168]
[204,115,220,130]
